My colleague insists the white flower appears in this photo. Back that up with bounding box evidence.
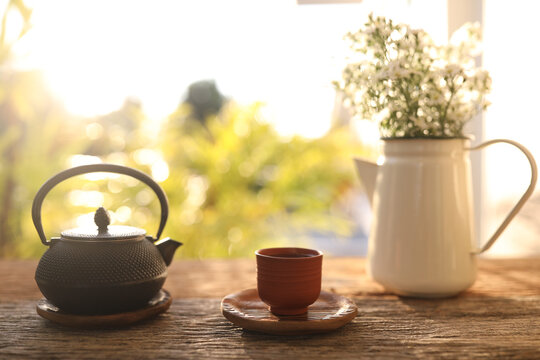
[439,64,463,78]
[336,13,491,138]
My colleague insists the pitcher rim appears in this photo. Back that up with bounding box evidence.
[379,135,473,141]
[379,136,472,155]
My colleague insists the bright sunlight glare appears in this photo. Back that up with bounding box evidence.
[14,0,446,138]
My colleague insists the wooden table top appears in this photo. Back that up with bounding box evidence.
[1,257,539,359]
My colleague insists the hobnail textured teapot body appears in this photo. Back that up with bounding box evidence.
[32,164,181,314]
[35,236,168,313]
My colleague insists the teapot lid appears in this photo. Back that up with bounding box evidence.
[60,207,146,241]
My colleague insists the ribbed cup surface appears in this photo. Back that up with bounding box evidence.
[256,247,322,315]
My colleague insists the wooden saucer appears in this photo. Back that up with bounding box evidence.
[36,289,172,328]
[221,288,357,335]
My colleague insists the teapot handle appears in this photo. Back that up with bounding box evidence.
[469,139,538,254]
[32,163,169,245]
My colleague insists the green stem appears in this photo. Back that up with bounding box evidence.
[441,81,460,133]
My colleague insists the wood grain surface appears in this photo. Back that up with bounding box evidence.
[221,289,358,335]
[1,258,539,359]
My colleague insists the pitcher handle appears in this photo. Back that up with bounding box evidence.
[468,139,538,254]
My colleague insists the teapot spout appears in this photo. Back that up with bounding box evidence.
[154,237,182,266]
[353,158,379,206]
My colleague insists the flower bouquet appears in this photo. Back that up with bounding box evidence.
[335,14,491,138]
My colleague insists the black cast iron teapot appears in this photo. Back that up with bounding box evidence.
[33,164,182,314]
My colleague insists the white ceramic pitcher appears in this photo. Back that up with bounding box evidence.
[354,138,537,298]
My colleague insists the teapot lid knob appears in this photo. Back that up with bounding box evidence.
[94,207,110,234]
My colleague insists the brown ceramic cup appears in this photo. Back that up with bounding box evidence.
[255,247,323,316]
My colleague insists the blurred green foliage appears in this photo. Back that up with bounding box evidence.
[0,70,86,257]
[160,101,361,257]
[0,0,85,257]
[0,1,366,258]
